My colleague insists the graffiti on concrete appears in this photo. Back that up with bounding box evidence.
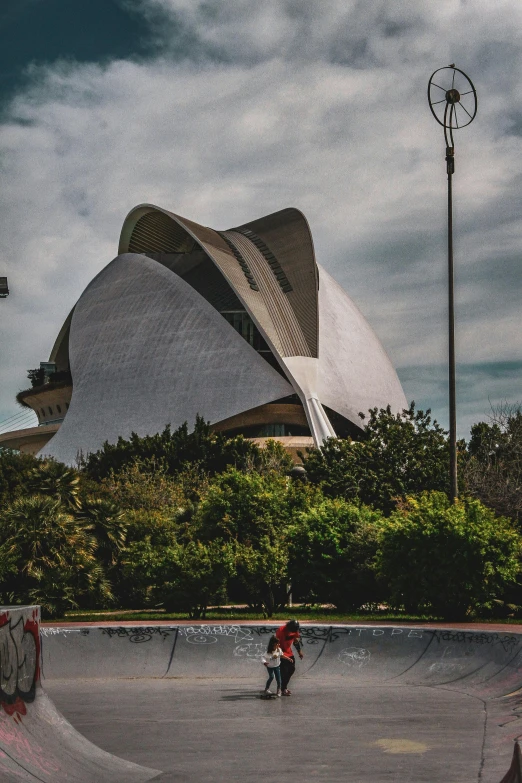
[234,642,265,660]
[0,716,61,775]
[0,607,40,718]
[179,625,259,645]
[40,627,90,637]
[294,627,425,644]
[433,630,519,653]
[101,627,173,643]
[338,647,371,668]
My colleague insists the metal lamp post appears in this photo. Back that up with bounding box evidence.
[428,65,477,501]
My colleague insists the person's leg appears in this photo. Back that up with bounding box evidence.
[265,668,275,692]
[274,666,282,694]
[280,656,294,691]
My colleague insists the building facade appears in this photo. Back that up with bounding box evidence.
[3,205,407,463]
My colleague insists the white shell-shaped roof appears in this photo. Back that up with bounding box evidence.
[41,205,406,463]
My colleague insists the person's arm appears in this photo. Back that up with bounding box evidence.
[293,636,304,659]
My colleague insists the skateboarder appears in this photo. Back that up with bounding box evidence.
[262,636,282,697]
[275,619,303,695]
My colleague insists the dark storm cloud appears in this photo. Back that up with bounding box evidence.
[0,0,521,440]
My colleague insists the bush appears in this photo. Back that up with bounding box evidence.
[288,499,383,611]
[122,538,234,618]
[302,403,449,514]
[83,417,262,481]
[192,469,320,614]
[377,492,521,619]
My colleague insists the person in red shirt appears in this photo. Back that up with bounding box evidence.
[275,619,303,695]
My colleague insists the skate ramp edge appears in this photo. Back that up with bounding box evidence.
[41,622,522,699]
[0,606,161,783]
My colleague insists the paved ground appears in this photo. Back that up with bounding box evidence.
[38,622,522,782]
[45,677,486,783]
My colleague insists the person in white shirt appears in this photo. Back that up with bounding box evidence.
[262,635,282,697]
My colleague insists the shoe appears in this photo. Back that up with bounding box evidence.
[276,690,282,697]
[264,689,272,695]
[282,689,291,696]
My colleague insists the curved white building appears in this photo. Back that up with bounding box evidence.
[7,205,406,463]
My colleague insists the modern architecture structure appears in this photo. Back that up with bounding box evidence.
[3,205,406,463]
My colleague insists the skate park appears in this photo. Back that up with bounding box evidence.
[2,605,522,783]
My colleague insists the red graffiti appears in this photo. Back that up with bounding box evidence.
[1,698,26,718]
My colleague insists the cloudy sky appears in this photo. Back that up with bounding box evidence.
[0,0,520,439]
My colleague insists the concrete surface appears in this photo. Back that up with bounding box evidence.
[39,623,522,782]
[0,606,160,783]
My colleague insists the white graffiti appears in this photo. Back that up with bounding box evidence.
[180,625,256,645]
[343,628,424,639]
[338,647,371,668]
[428,645,473,674]
[186,634,218,645]
[40,627,86,637]
[234,643,265,661]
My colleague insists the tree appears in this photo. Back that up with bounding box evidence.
[0,495,111,618]
[302,403,449,514]
[82,417,262,481]
[376,492,521,620]
[78,497,127,570]
[192,469,319,614]
[123,538,234,618]
[463,403,522,523]
[97,459,190,511]
[236,537,290,617]
[27,459,81,510]
[288,499,383,611]
[0,448,39,507]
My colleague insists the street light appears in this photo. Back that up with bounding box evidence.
[428,65,477,502]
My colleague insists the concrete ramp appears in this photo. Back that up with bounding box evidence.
[40,622,522,696]
[0,607,160,783]
[39,622,522,783]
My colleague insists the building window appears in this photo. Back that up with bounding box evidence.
[221,311,270,352]
[56,404,62,414]
[48,407,53,416]
[65,402,69,409]
[40,408,45,417]
[225,423,311,438]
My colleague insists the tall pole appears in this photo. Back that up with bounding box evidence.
[446,144,457,501]
[428,65,477,503]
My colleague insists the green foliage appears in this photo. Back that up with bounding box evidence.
[288,499,383,611]
[376,492,521,620]
[83,417,262,481]
[78,497,127,569]
[193,469,318,615]
[27,367,45,387]
[27,460,81,510]
[236,537,290,617]
[248,438,293,475]
[302,403,449,514]
[98,460,190,511]
[123,538,234,619]
[0,495,112,618]
[463,404,522,523]
[0,448,40,507]
[194,468,317,543]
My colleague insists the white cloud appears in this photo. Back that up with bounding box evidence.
[1,0,521,440]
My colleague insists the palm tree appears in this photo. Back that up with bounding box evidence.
[0,495,111,618]
[26,460,81,510]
